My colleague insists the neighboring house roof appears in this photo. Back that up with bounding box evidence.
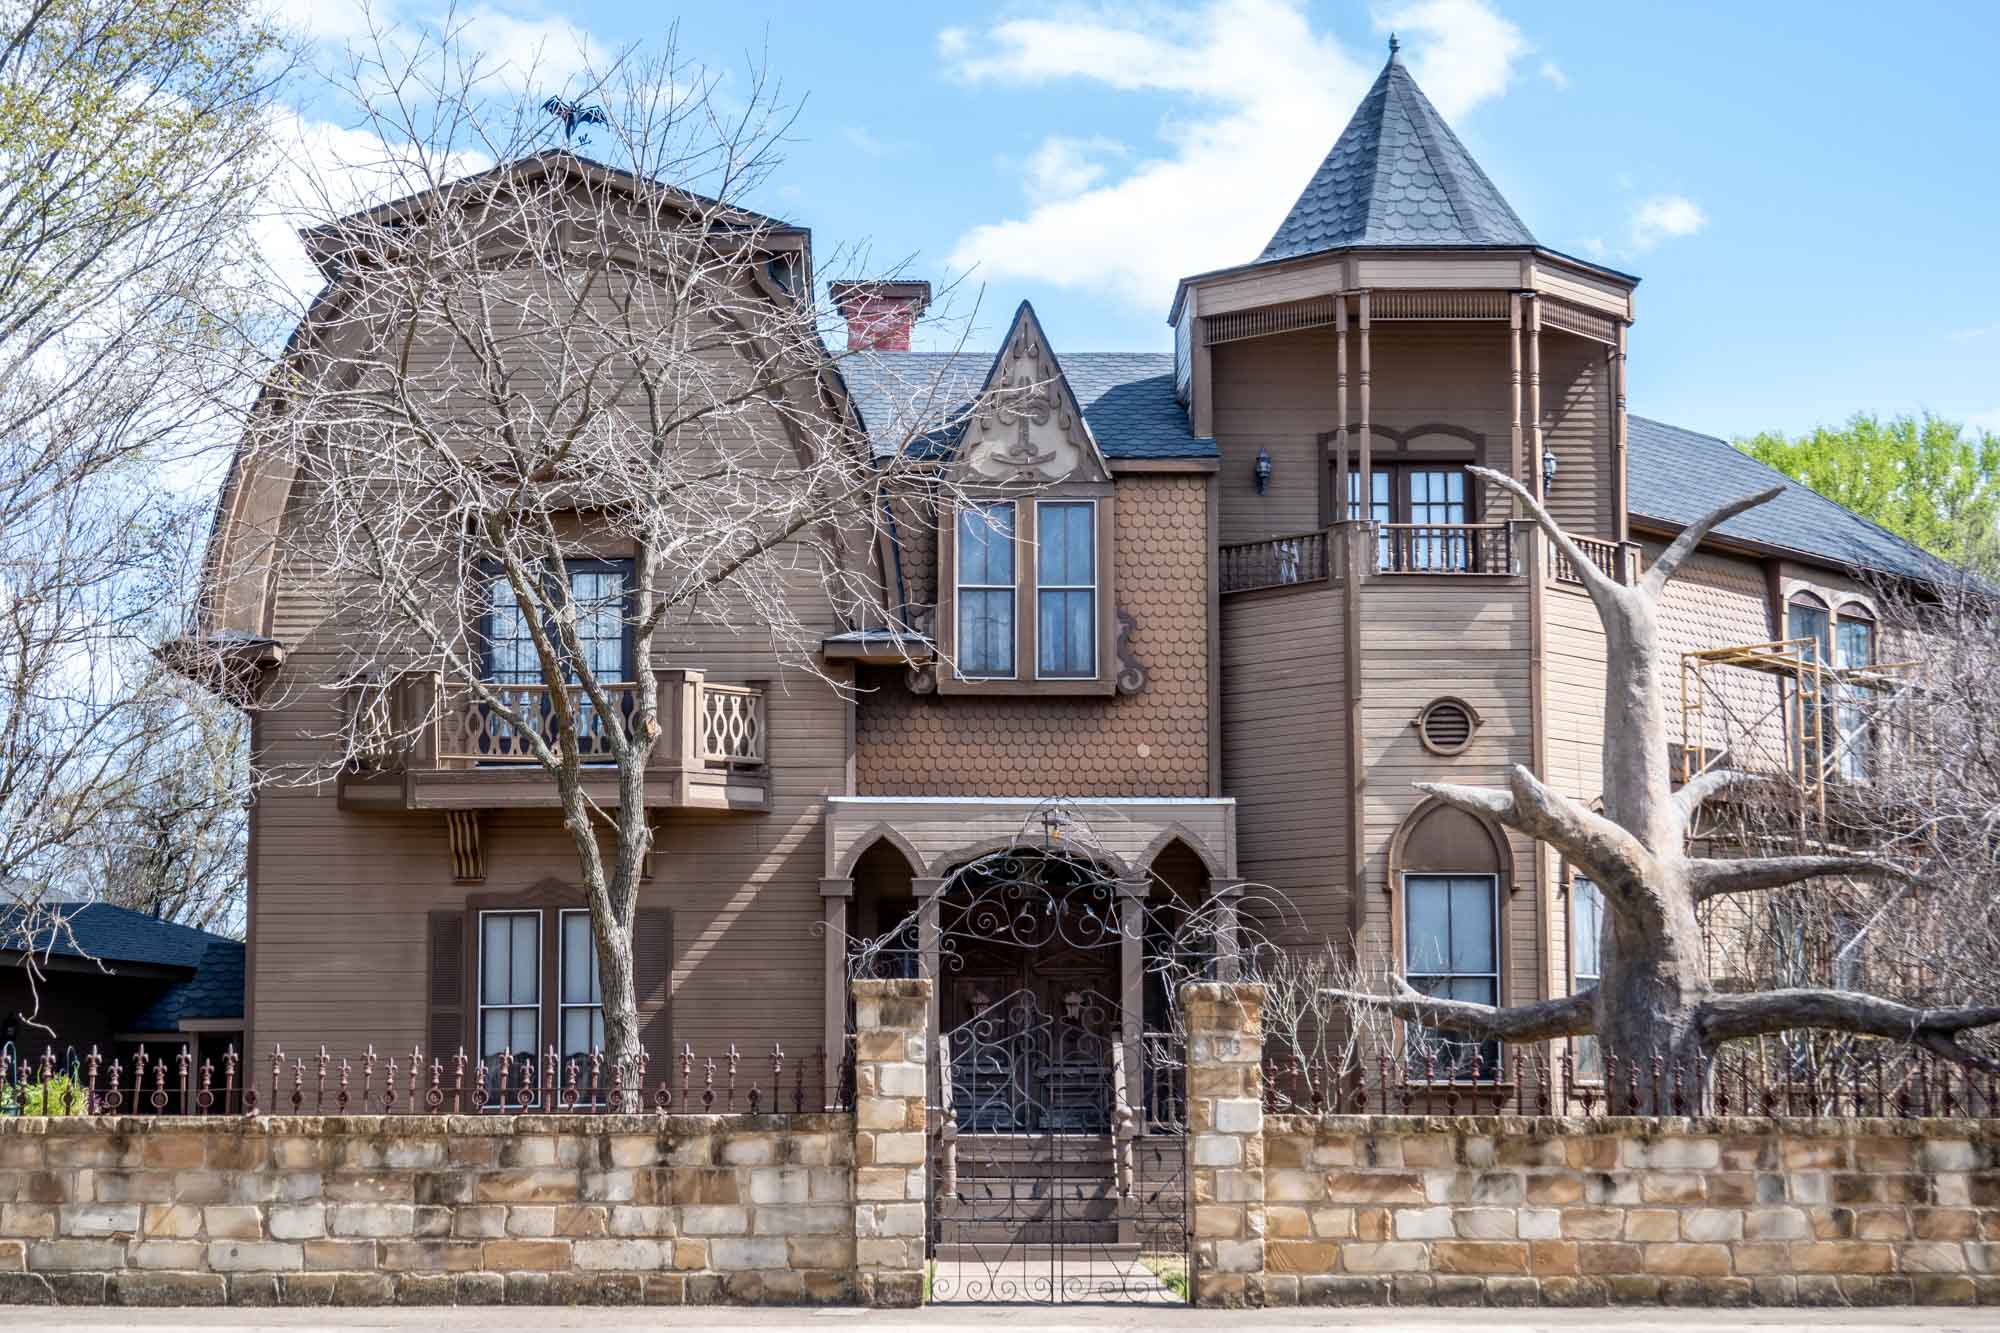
[1627,416,1950,584]
[1259,46,1535,263]
[130,939,246,1030]
[841,350,1216,462]
[0,902,234,971]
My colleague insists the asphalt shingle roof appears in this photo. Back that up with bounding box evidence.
[1260,50,1535,262]
[1627,416,1950,583]
[842,351,1214,462]
[130,939,246,1030]
[1,902,233,971]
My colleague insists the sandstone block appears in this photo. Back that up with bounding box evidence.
[1643,1242,1731,1276]
[482,1239,570,1270]
[207,1240,303,1272]
[1433,1241,1527,1275]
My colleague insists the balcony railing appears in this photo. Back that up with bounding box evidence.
[1375,522,1514,575]
[1551,535,1637,586]
[351,669,766,773]
[1218,530,1330,594]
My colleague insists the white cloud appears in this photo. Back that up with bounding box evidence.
[844,126,901,158]
[1948,321,2000,342]
[1377,0,1528,119]
[943,0,1532,310]
[1023,136,1127,197]
[1970,408,2000,435]
[266,0,608,90]
[1539,59,1568,90]
[1627,193,1706,251]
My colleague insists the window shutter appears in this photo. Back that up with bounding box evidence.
[633,909,673,1061]
[427,910,466,1061]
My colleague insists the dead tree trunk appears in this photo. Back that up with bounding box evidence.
[1326,468,1999,1104]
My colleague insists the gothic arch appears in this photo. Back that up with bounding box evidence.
[832,823,925,880]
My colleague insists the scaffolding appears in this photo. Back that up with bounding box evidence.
[1679,637,1913,842]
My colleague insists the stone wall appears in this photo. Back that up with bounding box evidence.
[1184,981,2000,1308]
[0,979,929,1308]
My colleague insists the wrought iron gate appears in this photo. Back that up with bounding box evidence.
[927,989,1189,1304]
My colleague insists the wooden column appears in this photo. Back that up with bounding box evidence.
[1357,290,1373,537]
[1509,292,1524,511]
[819,876,853,1098]
[913,877,946,1049]
[1333,294,1350,523]
[1526,295,1543,501]
[1116,873,1150,1113]
[1613,321,1630,544]
[1210,878,1246,982]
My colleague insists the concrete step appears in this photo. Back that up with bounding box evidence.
[933,1242,1149,1263]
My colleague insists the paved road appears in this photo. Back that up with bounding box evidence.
[36,1307,2000,1332]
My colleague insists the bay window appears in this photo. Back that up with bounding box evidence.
[945,492,1113,693]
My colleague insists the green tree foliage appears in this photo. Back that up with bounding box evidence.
[1737,413,2000,574]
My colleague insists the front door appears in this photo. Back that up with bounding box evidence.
[941,943,1117,1133]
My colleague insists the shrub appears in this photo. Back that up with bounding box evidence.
[1,1074,89,1116]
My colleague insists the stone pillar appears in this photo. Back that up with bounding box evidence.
[851,977,930,1308]
[820,877,853,1106]
[1183,980,1266,1309]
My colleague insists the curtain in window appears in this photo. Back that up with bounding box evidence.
[1036,502,1095,677]
[558,911,606,1063]
[956,504,1016,676]
[1406,468,1470,570]
[1835,615,1874,780]
[1571,878,1604,1079]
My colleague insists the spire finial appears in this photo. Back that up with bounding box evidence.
[1388,32,1401,58]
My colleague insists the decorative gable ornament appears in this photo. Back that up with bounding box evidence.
[955,303,1110,487]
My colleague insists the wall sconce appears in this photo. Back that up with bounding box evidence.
[1254,446,1273,495]
[1541,451,1559,491]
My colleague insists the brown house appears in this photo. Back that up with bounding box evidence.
[186,48,1943,1102]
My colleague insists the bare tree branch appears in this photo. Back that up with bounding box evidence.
[1698,989,2000,1068]
[1467,464,1623,610]
[1641,486,1784,596]
[1672,769,1762,828]
[1321,978,1598,1042]
[1418,765,1658,908]
[1687,854,1915,903]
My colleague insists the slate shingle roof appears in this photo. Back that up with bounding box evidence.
[1260,50,1535,262]
[841,351,1214,461]
[1628,416,1950,583]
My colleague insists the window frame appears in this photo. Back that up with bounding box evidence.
[556,909,607,1065]
[939,487,1116,696]
[1034,498,1099,680]
[1347,463,1481,572]
[478,557,638,686]
[1569,877,1605,1083]
[1400,871,1503,1080]
[476,909,543,1086]
[953,500,1019,681]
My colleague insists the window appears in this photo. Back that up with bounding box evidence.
[1036,501,1096,677]
[558,910,606,1063]
[1349,464,1476,570]
[1786,594,1834,772]
[956,502,1017,678]
[1571,878,1604,1080]
[1835,610,1875,781]
[478,911,540,1086]
[481,561,634,684]
[1403,874,1500,1075]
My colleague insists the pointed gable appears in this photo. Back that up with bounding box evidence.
[954,301,1112,486]
[1260,44,1535,262]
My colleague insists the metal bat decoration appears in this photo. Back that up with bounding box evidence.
[542,96,608,145]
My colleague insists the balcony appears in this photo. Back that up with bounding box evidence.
[338,668,769,813]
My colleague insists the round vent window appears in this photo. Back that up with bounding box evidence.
[1416,698,1479,756]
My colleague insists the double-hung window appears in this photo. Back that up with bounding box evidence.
[478,911,541,1087]
[1834,612,1874,781]
[1571,878,1604,1079]
[558,910,606,1065]
[1036,501,1096,678]
[956,503,1017,678]
[478,561,634,761]
[1404,874,1500,1076]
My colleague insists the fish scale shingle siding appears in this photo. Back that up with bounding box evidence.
[855,475,1211,796]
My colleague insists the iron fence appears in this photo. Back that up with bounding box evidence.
[1261,1039,2000,1119]
[1,1039,856,1117]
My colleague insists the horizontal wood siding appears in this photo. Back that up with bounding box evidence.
[1220,583,1347,946]
[1540,334,1613,540]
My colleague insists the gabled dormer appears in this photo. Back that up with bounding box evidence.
[938,302,1119,696]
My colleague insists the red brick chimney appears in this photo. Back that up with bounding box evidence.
[829,279,932,352]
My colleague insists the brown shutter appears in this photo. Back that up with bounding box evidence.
[633,909,673,1062]
[427,910,467,1060]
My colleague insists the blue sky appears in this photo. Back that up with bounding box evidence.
[276,0,2000,442]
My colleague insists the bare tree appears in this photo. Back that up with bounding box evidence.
[1326,467,2000,1098]
[0,0,278,1009]
[230,22,1029,1101]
